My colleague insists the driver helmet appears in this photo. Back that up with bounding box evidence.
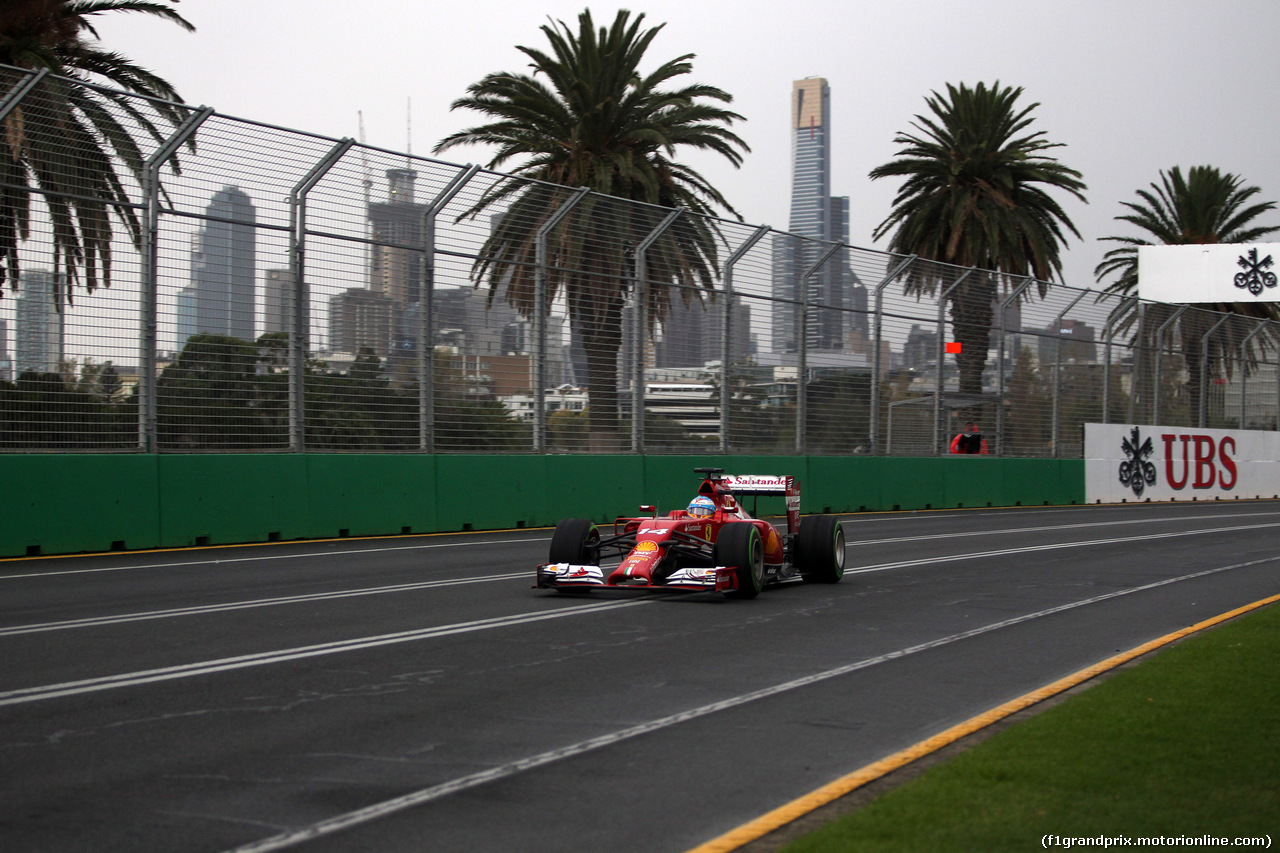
[688,496,716,518]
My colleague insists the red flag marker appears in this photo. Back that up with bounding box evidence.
[945,342,962,354]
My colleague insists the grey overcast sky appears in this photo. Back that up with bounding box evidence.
[94,0,1280,291]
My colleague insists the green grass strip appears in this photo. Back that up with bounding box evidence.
[781,602,1280,852]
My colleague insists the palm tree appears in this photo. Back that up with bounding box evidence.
[869,81,1086,401]
[0,0,194,303]
[1095,166,1280,421]
[434,8,748,447]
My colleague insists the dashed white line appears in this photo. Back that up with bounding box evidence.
[0,598,653,708]
[0,571,528,637]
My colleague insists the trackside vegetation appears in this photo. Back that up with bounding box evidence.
[780,601,1280,852]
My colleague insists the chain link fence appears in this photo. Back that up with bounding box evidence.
[2,63,1278,456]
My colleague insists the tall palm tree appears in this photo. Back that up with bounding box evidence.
[434,8,748,446]
[869,81,1086,401]
[1095,166,1280,421]
[0,0,194,303]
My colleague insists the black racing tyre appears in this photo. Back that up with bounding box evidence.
[796,515,845,583]
[714,522,764,600]
[548,518,600,565]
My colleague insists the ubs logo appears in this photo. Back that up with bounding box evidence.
[1119,427,1157,497]
[1235,248,1277,296]
[1161,433,1237,490]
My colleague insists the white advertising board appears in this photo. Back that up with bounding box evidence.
[1085,423,1280,503]
[1137,243,1279,303]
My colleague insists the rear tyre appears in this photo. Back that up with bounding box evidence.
[796,515,845,584]
[548,518,599,565]
[715,522,764,599]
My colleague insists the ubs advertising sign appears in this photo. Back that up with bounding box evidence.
[1138,243,1279,303]
[1085,423,1280,503]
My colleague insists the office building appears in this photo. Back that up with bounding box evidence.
[328,287,395,355]
[369,169,426,304]
[262,268,295,336]
[176,186,257,345]
[0,318,9,381]
[14,269,65,375]
[654,293,752,369]
[773,78,867,354]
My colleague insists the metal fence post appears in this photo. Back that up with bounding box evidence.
[1152,305,1187,426]
[534,187,589,453]
[1101,297,1135,426]
[137,106,213,452]
[1130,303,1144,424]
[869,255,916,455]
[719,226,770,453]
[630,208,684,453]
[0,68,48,122]
[1050,290,1088,458]
[418,164,479,452]
[932,268,974,455]
[1198,313,1232,428]
[1237,319,1269,429]
[797,241,843,455]
[995,276,1035,455]
[287,138,355,452]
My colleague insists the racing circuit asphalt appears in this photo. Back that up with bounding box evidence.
[1,501,1278,852]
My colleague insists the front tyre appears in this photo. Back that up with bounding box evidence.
[796,515,845,583]
[715,522,764,599]
[548,518,600,566]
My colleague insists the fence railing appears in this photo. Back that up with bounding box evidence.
[2,63,1278,457]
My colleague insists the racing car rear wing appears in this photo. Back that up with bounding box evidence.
[719,474,792,495]
[713,473,800,535]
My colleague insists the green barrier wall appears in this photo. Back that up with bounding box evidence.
[0,454,1085,558]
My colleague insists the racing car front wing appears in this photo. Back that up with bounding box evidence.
[535,563,740,593]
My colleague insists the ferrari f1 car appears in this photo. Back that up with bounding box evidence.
[535,468,845,599]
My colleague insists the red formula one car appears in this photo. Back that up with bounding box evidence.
[535,467,845,599]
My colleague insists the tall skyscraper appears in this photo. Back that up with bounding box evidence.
[773,78,867,354]
[176,186,257,345]
[15,269,65,375]
[327,169,426,359]
[369,169,425,305]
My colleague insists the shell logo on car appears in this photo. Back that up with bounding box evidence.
[635,541,659,553]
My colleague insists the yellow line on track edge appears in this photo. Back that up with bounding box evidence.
[683,592,1280,853]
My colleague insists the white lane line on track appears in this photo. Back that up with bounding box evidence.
[0,572,529,637]
[9,508,1278,582]
[842,510,1279,546]
[5,519,1274,638]
[220,552,1280,853]
[844,521,1280,575]
[0,598,653,709]
[0,538,549,581]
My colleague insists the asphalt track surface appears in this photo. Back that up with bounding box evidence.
[2,501,1279,852]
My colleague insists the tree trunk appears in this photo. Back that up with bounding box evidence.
[580,296,624,451]
[948,273,997,416]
